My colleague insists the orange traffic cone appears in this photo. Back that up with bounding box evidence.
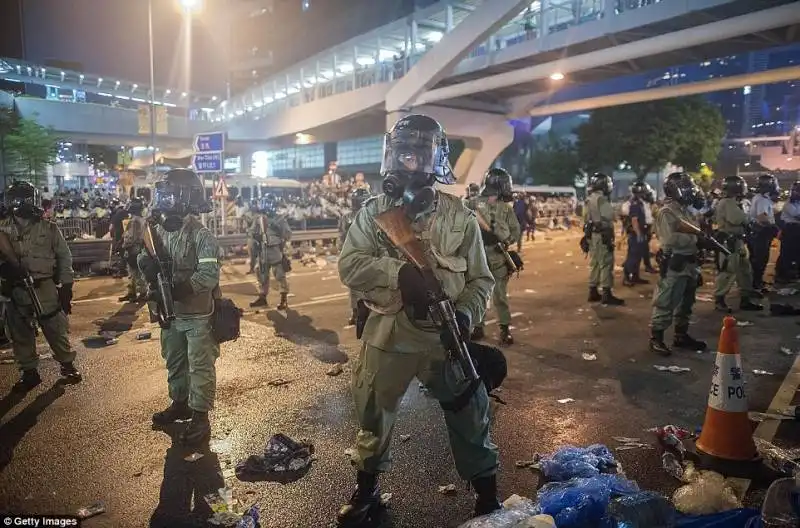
[696,315,757,461]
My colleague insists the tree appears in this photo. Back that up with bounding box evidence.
[577,96,727,181]
[690,163,715,191]
[529,132,581,186]
[0,105,18,189]
[6,117,59,187]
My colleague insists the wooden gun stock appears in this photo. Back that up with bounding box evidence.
[143,221,176,328]
[373,207,429,271]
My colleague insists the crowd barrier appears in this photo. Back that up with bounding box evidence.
[68,228,341,267]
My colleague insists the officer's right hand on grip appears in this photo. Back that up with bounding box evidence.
[139,255,160,283]
[397,263,429,309]
[0,261,25,283]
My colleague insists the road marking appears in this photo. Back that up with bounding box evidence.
[249,293,350,311]
[322,275,339,281]
[728,353,800,496]
[483,313,523,326]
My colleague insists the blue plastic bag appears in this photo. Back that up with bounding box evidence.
[537,473,640,528]
[675,508,761,527]
[539,444,618,481]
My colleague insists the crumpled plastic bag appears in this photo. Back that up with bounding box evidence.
[455,496,553,528]
[674,508,761,527]
[539,444,617,481]
[235,433,314,481]
[537,474,640,528]
[672,469,742,515]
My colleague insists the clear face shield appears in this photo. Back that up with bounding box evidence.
[380,128,454,184]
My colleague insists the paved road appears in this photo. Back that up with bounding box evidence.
[1,230,799,527]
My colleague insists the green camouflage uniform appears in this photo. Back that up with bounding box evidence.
[338,193,499,480]
[339,211,359,310]
[122,215,146,297]
[586,191,615,289]
[243,209,257,271]
[650,200,699,332]
[0,218,75,371]
[713,198,755,299]
[467,197,521,327]
[140,215,221,412]
[253,214,291,295]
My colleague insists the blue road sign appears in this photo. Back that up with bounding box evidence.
[192,152,223,173]
[194,132,225,152]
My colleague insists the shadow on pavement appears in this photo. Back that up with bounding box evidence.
[267,308,348,364]
[149,433,224,528]
[81,302,145,348]
[0,382,66,473]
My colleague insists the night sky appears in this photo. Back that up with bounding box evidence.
[21,0,228,95]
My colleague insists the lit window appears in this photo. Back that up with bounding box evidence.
[302,0,310,11]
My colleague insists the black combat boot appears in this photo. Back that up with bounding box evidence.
[649,330,671,357]
[740,298,764,311]
[180,410,211,445]
[623,275,635,287]
[337,471,381,526]
[499,325,514,346]
[277,292,289,310]
[588,286,602,303]
[471,475,501,517]
[59,362,82,383]
[152,399,192,425]
[249,295,267,308]
[673,326,707,351]
[348,309,357,326]
[601,289,624,306]
[12,369,41,393]
[470,326,485,340]
[118,293,137,302]
[714,296,729,312]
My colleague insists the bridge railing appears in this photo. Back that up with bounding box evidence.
[217,0,668,122]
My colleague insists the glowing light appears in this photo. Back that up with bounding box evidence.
[356,57,375,66]
[338,63,354,73]
[550,72,565,81]
[425,31,443,42]
[179,0,202,11]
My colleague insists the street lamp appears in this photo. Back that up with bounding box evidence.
[147,0,203,180]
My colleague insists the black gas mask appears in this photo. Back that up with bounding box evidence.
[382,171,436,217]
[5,182,43,221]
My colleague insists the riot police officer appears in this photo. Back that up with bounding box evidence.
[339,187,371,325]
[748,173,780,291]
[118,198,147,303]
[775,180,800,283]
[585,173,624,305]
[650,172,708,356]
[0,182,80,391]
[139,169,221,445]
[249,194,291,310]
[337,114,500,525]
[714,176,763,312]
[467,168,521,345]
[622,181,652,287]
[244,199,258,274]
[465,182,480,200]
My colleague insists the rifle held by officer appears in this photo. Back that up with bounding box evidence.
[677,218,731,256]
[142,220,175,328]
[474,211,519,274]
[0,231,44,319]
[373,206,479,385]
[259,216,269,273]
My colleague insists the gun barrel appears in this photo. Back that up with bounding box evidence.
[157,274,176,323]
[434,299,479,383]
[22,276,44,319]
[496,242,518,272]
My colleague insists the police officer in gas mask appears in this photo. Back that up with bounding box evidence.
[0,182,80,391]
[467,168,521,345]
[339,187,371,325]
[585,173,624,305]
[337,114,501,524]
[249,194,292,310]
[139,169,221,445]
[748,173,780,291]
[465,182,480,201]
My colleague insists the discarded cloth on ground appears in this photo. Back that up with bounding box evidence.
[235,433,314,481]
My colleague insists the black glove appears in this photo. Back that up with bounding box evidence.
[397,263,430,308]
[480,229,501,245]
[440,310,471,351]
[171,281,194,301]
[59,283,73,315]
[0,261,25,283]
[140,255,159,283]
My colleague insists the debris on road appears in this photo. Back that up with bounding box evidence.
[556,398,574,404]
[581,352,597,361]
[380,493,393,506]
[236,505,260,528]
[780,346,794,355]
[736,320,754,327]
[136,331,152,340]
[538,444,617,481]
[752,369,775,376]
[76,501,106,520]
[267,378,291,387]
[613,437,652,451]
[184,452,204,462]
[437,484,457,495]
[399,434,411,443]
[326,364,344,376]
[653,365,691,373]
[515,456,541,470]
[775,288,799,296]
[236,433,314,481]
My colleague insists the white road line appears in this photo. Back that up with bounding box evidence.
[254,294,350,310]
[728,354,800,496]
[483,313,522,326]
[312,293,350,301]
[322,275,339,281]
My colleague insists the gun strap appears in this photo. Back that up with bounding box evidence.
[439,378,482,413]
